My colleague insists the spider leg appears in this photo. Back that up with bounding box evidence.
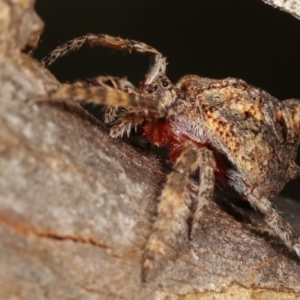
[109,109,146,138]
[86,75,135,91]
[104,106,119,124]
[246,189,300,257]
[142,143,213,280]
[190,147,215,239]
[85,75,138,124]
[41,34,166,84]
[91,77,148,137]
[42,82,164,119]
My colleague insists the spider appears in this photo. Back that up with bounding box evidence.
[41,33,300,280]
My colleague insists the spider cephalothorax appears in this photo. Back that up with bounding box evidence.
[41,33,300,279]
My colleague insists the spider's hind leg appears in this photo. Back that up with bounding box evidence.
[245,187,300,258]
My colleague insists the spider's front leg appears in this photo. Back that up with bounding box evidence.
[42,80,163,139]
[88,76,149,135]
[43,81,163,117]
[190,146,216,239]
[142,143,215,280]
[108,108,147,138]
[84,75,137,124]
[42,34,167,84]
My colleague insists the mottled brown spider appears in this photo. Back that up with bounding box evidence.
[41,33,300,280]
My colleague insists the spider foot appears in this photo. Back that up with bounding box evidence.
[188,220,201,241]
[141,232,166,282]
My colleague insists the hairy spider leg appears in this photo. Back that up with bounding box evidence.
[142,143,214,281]
[245,188,300,257]
[84,75,137,124]
[44,81,164,118]
[41,34,167,84]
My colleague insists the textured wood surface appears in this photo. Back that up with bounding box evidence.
[263,0,300,20]
[1,0,300,299]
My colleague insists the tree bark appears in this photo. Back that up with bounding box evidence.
[1,0,300,299]
[263,0,300,20]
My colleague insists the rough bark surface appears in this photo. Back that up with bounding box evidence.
[1,0,300,299]
[262,0,300,20]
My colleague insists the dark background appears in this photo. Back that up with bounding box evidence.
[34,0,300,200]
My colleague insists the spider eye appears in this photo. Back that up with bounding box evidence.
[154,85,159,91]
[162,81,168,87]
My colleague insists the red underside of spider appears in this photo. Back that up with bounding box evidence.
[138,119,231,188]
